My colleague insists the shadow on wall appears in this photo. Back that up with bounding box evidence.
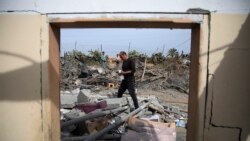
[0,51,58,102]
[203,14,250,141]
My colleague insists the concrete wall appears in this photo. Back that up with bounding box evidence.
[0,14,45,141]
[0,1,249,141]
[204,13,250,141]
[0,13,60,141]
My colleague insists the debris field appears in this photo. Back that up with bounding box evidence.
[60,51,190,141]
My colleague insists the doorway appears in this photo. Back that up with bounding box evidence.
[48,14,207,141]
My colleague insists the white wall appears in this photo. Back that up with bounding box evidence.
[0,0,249,14]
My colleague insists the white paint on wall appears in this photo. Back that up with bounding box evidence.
[0,0,249,14]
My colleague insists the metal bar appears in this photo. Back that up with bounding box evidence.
[62,134,121,141]
[61,106,128,128]
[84,101,152,141]
[133,109,146,118]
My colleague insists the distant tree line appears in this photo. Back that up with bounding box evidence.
[63,48,190,66]
[128,48,190,64]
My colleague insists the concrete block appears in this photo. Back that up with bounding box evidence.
[63,109,86,119]
[138,95,164,109]
[77,89,108,103]
[60,90,79,108]
[105,97,128,107]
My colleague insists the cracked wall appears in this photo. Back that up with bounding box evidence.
[204,14,250,141]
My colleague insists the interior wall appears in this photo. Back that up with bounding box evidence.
[204,13,250,141]
[0,14,45,141]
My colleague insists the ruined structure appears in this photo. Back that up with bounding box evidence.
[0,1,249,141]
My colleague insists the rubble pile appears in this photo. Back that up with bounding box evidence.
[60,54,120,91]
[136,68,189,93]
[61,89,187,141]
[60,52,190,141]
[61,54,83,90]
[61,53,190,94]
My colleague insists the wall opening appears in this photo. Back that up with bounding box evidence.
[49,18,202,141]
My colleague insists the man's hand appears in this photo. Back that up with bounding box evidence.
[118,70,123,75]
[119,70,131,75]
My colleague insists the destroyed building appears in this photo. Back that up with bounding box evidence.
[59,51,189,140]
[0,1,250,141]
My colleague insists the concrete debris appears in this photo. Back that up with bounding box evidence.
[140,114,161,122]
[61,51,189,94]
[61,90,79,108]
[77,89,108,103]
[74,79,82,86]
[63,109,86,120]
[60,51,190,141]
[60,92,187,141]
[105,97,128,107]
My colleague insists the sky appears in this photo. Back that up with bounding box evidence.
[60,28,191,57]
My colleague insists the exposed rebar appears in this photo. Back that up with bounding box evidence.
[61,106,128,128]
[84,101,151,141]
[62,134,121,141]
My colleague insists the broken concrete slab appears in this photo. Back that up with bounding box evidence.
[60,89,80,108]
[141,114,161,122]
[139,95,164,109]
[105,97,128,107]
[63,109,86,120]
[77,89,108,103]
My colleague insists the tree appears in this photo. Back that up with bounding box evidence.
[151,52,165,64]
[128,50,140,59]
[72,49,85,57]
[88,49,101,62]
[167,48,179,58]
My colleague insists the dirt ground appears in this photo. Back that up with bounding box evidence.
[138,89,188,111]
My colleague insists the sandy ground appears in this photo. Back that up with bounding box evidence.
[138,89,188,111]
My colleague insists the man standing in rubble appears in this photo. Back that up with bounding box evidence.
[117,51,139,109]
